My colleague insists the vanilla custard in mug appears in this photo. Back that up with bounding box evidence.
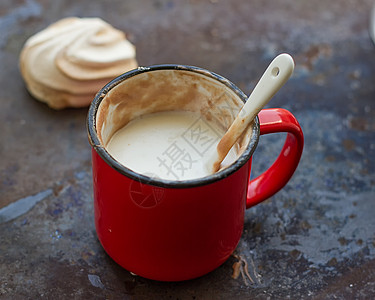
[106,111,238,181]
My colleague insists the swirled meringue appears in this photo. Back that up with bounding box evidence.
[20,17,138,109]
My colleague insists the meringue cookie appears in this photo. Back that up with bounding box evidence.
[20,17,138,109]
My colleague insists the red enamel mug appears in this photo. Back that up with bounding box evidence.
[87,65,304,281]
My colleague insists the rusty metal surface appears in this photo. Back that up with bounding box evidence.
[1,0,375,298]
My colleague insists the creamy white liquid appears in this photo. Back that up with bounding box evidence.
[106,111,238,181]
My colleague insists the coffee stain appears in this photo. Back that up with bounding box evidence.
[327,257,338,267]
[231,254,254,286]
[95,68,253,159]
[338,237,348,246]
[289,249,302,260]
[297,44,333,71]
[231,261,241,279]
[348,117,371,131]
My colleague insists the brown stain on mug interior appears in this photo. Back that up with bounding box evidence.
[95,69,253,159]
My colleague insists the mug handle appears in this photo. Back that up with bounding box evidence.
[246,108,304,209]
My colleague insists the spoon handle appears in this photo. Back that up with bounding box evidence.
[213,53,295,171]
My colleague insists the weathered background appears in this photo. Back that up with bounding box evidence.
[1,0,375,299]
